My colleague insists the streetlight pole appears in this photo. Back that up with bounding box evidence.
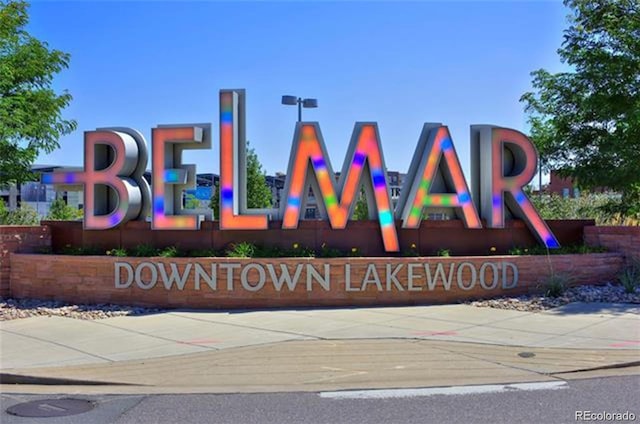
[282,95,318,122]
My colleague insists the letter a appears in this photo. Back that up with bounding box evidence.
[397,124,481,228]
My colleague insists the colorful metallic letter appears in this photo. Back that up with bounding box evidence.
[219,90,269,230]
[151,124,212,230]
[281,122,399,252]
[41,128,149,229]
[470,125,560,248]
[397,124,481,229]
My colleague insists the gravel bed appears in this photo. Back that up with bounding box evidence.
[0,298,166,321]
[468,283,640,312]
[1,283,638,320]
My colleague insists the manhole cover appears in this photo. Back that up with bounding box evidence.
[6,398,94,418]
[518,351,536,358]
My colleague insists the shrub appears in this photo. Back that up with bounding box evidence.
[402,243,420,257]
[46,198,82,220]
[317,243,343,258]
[0,201,40,225]
[61,245,102,255]
[187,248,219,257]
[158,246,180,257]
[436,248,451,257]
[508,244,606,256]
[508,247,530,255]
[106,248,128,257]
[131,244,159,257]
[541,273,571,298]
[226,242,256,258]
[529,192,639,225]
[253,245,284,258]
[619,259,640,294]
[284,243,315,258]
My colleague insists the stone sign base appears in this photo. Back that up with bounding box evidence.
[10,253,623,309]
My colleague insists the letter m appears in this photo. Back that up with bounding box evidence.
[281,123,399,252]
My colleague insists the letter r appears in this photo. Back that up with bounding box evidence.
[471,125,560,248]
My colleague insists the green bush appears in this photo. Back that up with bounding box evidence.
[508,244,606,256]
[530,192,639,225]
[253,245,284,258]
[158,246,180,257]
[46,198,82,220]
[0,199,40,225]
[402,243,420,257]
[131,244,159,257]
[541,273,571,298]
[283,243,315,258]
[508,246,531,255]
[619,259,640,294]
[61,245,102,255]
[187,248,219,257]
[436,248,451,257]
[226,242,256,258]
[317,243,344,258]
[106,248,128,257]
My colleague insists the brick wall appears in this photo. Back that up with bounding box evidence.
[0,226,51,297]
[10,253,623,309]
[585,226,640,262]
[43,219,594,257]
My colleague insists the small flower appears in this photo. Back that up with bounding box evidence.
[321,242,326,249]
[524,248,529,253]
[351,247,358,253]
[293,243,299,249]
[410,243,417,249]
[490,246,496,252]
[106,250,111,255]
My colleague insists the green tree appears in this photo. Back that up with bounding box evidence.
[46,197,81,220]
[209,143,272,219]
[0,197,7,221]
[184,193,199,210]
[352,188,369,220]
[0,0,76,186]
[209,182,220,218]
[521,0,640,213]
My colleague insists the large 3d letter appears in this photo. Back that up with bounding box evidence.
[219,89,269,229]
[281,123,399,252]
[42,128,150,229]
[152,124,211,230]
[397,124,481,229]
[471,125,559,248]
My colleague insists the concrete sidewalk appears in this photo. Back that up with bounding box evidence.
[1,302,638,394]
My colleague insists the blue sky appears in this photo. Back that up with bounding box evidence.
[30,1,569,181]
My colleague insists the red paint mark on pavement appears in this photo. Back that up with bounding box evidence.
[412,330,458,337]
[608,340,640,348]
[177,338,221,345]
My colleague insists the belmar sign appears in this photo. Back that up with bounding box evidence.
[43,89,559,252]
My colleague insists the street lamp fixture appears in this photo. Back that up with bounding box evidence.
[281,95,318,122]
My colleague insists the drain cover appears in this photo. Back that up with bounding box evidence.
[518,351,536,358]
[6,398,94,418]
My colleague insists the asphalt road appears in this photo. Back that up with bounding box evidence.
[2,375,639,424]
